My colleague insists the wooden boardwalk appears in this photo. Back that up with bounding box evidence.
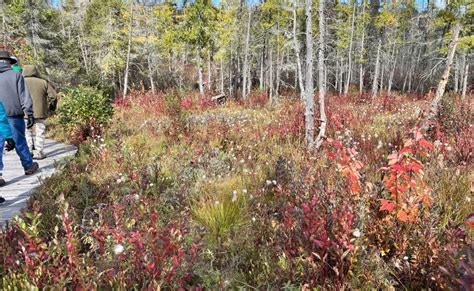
[0,139,77,226]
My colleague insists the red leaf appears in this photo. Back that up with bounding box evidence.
[400,148,413,155]
[350,183,360,193]
[380,199,395,213]
[407,162,422,172]
[465,213,474,228]
[418,139,433,150]
[397,209,409,222]
[392,164,405,172]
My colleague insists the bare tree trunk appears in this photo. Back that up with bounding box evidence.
[242,9,252,99]
[338,59,344,95]
[260,48,265,91]
[454,54,459,92]
[304,0,315,147]
[27,0,39,59]
[314,0,326,149]
[358,1,366,95]
[380,60,385,92]
[144,12,155,95]
[276,12,281,99]
[198,61,205,97]
[293,0,305,98]
[269,48,274,104]
[147,54,155,94]
[78,32,90,74]
[208,51,212,92]
[229,49,233,97]
[123,0,134,98]
[220,58,224,94]
[371,40,381,99]
[388,45,396,95]
[426,23,461,123]
[344,1,356,96]
[461,56,469,100]
[247,63,252,95]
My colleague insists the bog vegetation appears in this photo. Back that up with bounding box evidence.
[0,0,473,289]
[1,90,472,289]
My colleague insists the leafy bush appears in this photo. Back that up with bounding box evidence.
[58,86,114,130]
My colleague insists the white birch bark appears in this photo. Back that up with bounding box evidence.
[314,0,327,150]
[454,55,459,92]
[304,0,315,147]
[371,40,381,99]
[426,23,461,123]
[242,9,252,99]
[293,0,305,98]
[461,57,469,100]
[358,1,366,95]
[344,1,356,96]
[123,0,134,98]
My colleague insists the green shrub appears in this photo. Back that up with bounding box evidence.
[58,86,113,129]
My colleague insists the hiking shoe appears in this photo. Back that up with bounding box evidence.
[33,151,46,160]
[0,177,5,187]
[24,162,39,175]
[0,196,5,204]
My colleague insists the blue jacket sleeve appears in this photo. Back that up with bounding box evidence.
[0,102,13,140]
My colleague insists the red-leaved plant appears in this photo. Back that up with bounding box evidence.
[379,129,433,222]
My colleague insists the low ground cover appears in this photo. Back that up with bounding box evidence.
[1,90,472,289]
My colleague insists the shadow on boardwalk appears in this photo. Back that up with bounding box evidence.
[0,139,77,226]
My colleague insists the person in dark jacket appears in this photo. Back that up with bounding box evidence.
[0,51,38,186]
[23,65,57,160]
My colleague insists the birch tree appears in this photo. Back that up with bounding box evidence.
[293,0,304,98]
[314,0,326,150]
[344,1,356,96]
[426,22,461,123]
[371,39,381,98]
[242,9,252,99]
[304,0,314,147]
[123,0,134,97]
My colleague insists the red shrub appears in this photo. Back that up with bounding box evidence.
[180,96,194,110]
[198,97,217,110]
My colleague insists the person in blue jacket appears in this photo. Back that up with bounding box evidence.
[0,102,16,203]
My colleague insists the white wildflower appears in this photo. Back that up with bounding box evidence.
[232,190,238,202]
[377,140,383,150]
[114,244,124,255]
[352,229,361,238]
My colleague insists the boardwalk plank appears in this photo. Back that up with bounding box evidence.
[0,139,77,225]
